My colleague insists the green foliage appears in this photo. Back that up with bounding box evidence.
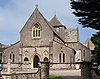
[91,31,100,64]
[70,0,100,30]
[49,75,62,79]
[0,53,2,56]
[0,48,4,52]
[70,0,100,62]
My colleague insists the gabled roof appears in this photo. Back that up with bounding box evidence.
[84,38,95,50]
[49,15,64,26]
[20,7,65,43]
[20,7,41,32]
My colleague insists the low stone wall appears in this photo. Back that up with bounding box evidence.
[50,63,77,70]
[2,61,50,79]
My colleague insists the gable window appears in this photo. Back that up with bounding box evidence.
[32,24,41,38]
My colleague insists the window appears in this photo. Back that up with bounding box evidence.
[44,57,48,61]
[24,57,29,61]
[10,52,14,63]
[59,53,61,63]
[83,50,85,61]
[32,24,41,38]
[13,54,14,62]
[24,57,29,64]
[59,53,65,63]
[56,27,59,32]
[63,53,65,63]
[10,54,11,59]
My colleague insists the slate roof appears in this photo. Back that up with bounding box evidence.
[49,15,64,26]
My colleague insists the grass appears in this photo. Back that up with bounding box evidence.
[49,75,62,79]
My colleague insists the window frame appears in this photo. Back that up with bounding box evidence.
[32,24,41,39]
[59,53,65,63]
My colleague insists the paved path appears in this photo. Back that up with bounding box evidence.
[50,70,81,79]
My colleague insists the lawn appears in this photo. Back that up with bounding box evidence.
[49,75,62,79]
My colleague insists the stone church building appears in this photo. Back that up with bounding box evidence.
[2,6,91,70]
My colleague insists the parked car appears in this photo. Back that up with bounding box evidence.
[92,62,98,69]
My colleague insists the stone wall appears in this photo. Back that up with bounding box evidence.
[80,62,92,79]
[50,63,75,70]
[2,61,50,79]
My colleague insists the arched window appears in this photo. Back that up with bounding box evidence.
[59,53,65,63]
[10,54,11,59]
[32,24,41,38]
[24,57,29,61]
[44,57,48,61]
[13,54,14,62]
[59,53,61,63]
[63,53,65,63]
[9,52,14,63]
[24,57,29,64]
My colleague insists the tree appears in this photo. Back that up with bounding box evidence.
[91,31,100,64]
[70,0,100,63]
[70,0,100,30]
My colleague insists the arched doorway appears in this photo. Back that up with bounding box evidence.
[33,55,40,68]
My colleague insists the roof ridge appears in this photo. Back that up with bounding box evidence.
[38,11,65,42]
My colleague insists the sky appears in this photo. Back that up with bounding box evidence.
[0,0,97,44]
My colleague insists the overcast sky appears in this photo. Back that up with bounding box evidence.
[0,0,97,44]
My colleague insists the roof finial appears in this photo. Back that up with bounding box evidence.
[54,10,56,16]
[35,4,38,9]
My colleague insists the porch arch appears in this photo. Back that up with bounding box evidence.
[31,54,41,68]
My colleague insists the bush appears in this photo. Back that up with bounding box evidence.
[49,75,62,79]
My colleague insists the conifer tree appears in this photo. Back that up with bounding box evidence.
[70,0,100,63]
[70,0,100,30]
[91,32,100,64]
